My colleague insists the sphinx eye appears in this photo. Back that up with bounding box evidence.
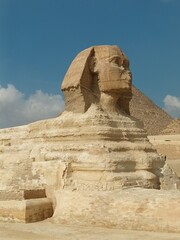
[110,56,121,65]
[122,59,130,69]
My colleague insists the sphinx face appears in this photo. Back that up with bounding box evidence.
[61,45,132,113]
[95,46,132,94]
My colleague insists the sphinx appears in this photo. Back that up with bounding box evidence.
[59,45,164,190]
[0,46,180,232]
[0,45,164,202]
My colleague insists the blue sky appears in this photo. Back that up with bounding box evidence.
[0,0,180,128]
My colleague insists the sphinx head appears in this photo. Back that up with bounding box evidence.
[90,46,132,94]
[61,45,132,114]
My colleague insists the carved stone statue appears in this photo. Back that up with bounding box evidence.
[59,45,164,191]
[61,45,132,115]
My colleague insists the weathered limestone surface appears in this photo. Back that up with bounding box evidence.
[160,163,180,189]
[0,107,163,194]
[53,189,180,233]
[0,45,179,232]
[168,160,180,178]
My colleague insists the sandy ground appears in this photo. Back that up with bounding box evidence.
[0,221,180,240]
[148,134,180,164]
[150,135,180,142]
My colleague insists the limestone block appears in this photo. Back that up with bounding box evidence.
[53,189,180,233]
[160,163,180,190]
[0,198,53,223]
[0,200,25,223]
[0,189,45,201]
[26,198,53,223]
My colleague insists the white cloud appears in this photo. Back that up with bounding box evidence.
[163,95,180,118]
[0,84,65,129]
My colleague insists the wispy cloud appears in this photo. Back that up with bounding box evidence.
[163,95,180,118]
[0,84,64,129]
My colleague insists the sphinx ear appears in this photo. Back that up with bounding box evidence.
[89,56,98,73]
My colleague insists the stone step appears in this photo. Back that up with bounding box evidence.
[0,189,46,201]
[0,198,53,223]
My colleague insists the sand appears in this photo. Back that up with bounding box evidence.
[0,221,180,240]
